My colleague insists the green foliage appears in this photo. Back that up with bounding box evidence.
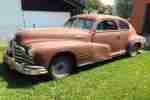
[84,0,98,11]
[84,0,113,14]
[115,0,133,18]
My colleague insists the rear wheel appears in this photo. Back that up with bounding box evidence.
[127,43,141,57]
[48,55,74,79]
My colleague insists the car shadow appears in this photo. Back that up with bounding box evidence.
[0,55,129,89]
[144,47,150,50]
[76,55,129,73]
[0,64,51,89]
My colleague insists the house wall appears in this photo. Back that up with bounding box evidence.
[145,0,150,3]
[131,0,150,34]
[0,0,71,41]
[23,11,70,28]
[0,0,23,40]
[131,0,145,34]
[132,0,150,47]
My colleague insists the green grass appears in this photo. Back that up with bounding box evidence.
[0,47,150,100]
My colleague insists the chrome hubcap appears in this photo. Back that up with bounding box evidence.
[51,62,70,78]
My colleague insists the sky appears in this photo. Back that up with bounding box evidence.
[100,0,114,5]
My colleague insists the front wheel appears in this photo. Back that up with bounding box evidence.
[48,55,74,79]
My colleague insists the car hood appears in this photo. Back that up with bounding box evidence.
[15,27,91,45]
[25,39,90,50]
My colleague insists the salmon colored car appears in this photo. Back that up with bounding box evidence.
[4,14,145,79]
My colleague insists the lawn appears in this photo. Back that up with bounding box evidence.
[0,46,150,100]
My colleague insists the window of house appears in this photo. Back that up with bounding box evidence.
[97,20,118,31]
[118,20,130,30]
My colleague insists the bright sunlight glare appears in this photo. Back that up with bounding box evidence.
[100,0,114,5]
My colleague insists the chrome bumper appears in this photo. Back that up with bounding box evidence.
[3,53,48,75]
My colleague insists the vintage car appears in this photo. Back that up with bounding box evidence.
[3,14,145,79]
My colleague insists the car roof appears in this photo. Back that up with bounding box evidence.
[74,14,127,22]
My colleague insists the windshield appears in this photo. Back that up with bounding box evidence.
[64,18,95,29]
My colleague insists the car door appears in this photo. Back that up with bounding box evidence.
[93,19,121,54]
[117,19,130,51]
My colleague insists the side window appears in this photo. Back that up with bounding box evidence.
[71,19,86,28]
[97,20,118,31]
[64,18,95,29]
[64,18,76,27]
[74,18,94,29]
[72,18,81,28]
[97,23,102,30]
[118,20,130,30]
[84,20,94,29]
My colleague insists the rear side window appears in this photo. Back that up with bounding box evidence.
[97,20,118,31]
[118,20,130,30]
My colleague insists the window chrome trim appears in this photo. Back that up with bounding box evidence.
[96,28,125,33]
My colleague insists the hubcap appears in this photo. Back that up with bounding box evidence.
[51,62,70,78]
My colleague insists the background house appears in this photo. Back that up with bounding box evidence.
[131,0,150,34]
[131,0,150,47]
[0,0,85,40]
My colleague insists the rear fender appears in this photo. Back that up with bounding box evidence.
[128,35,146,48]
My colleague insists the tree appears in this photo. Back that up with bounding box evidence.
[115,0,133,18]
[103,5,113,15]
[84,0,104,13]
[84,0,113,14]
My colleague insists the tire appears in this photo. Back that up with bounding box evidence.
[48,55,74,79]
[127,43,141,57]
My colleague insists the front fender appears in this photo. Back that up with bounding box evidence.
[31,40,112,67]
[31,40,94,67]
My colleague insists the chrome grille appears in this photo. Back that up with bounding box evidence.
[13,41,34,65]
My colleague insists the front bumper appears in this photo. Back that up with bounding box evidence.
[3,52,48,75]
